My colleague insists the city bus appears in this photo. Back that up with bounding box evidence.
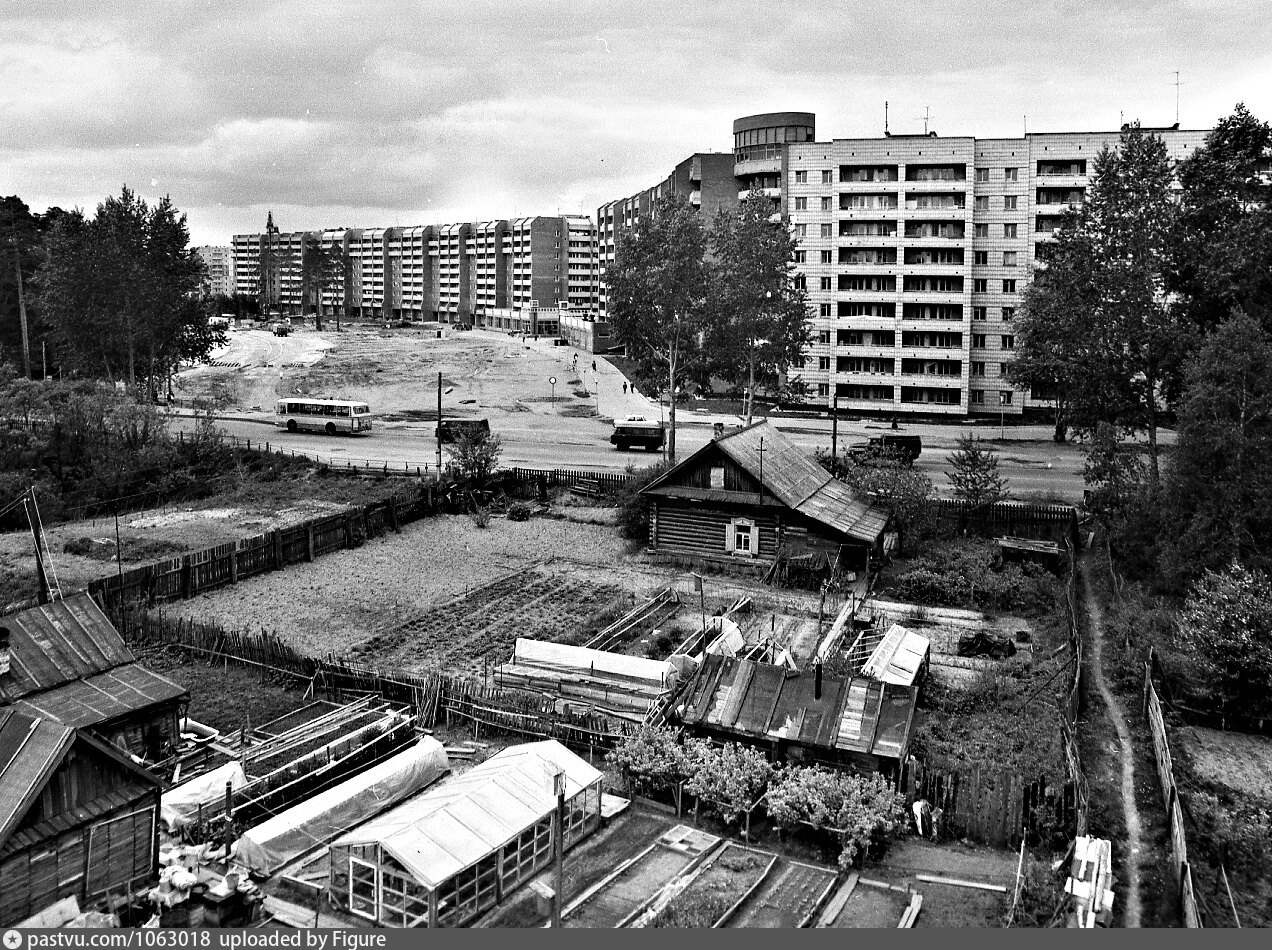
[275,399,374,435]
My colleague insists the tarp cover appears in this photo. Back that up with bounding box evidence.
[160,761,248,833]
[512,638,675,688]
[233,737,450,874]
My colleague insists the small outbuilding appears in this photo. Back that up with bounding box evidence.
[639,421,890,578]
[0,708,163,926]
[327,739,603,927]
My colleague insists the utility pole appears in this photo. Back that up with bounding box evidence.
[831,393,839,466]
[8,211,32,379]
[23,492,51,606]
[551,769,566,927]
[436,371,443,481]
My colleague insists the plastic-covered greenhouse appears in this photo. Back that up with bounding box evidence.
[328,739,603,927]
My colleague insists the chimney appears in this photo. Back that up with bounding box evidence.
[814,659,823,701]
[0,627,10,677]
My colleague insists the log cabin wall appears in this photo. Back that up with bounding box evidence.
[649,501,780,560]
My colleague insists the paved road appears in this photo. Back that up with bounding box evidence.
[170,409,1094,501]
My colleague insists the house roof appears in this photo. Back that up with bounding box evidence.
[12,663,188,730]
[0,594,133,703]
[0,709,75,846]
[333,740,602,890]
[677,654,916,761]
[642,421,890,543]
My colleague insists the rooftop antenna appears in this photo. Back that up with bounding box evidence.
[1172,70,1184,125]
[919,106,931,135]
[1023,114,1028,136]
[884,100,889,135]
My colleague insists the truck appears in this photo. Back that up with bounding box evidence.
[610,417,666,452]
[847,434,922,465]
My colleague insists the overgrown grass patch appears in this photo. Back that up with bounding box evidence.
[879,538,1062,616]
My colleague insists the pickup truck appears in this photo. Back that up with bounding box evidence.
[847,434,922,465]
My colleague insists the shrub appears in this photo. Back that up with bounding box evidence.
[607,725,704,793]
[507,502,531,522]
[889,539,1060,614]
[767,766,906,869]
[471,507,492,528]
[616,461,670,541]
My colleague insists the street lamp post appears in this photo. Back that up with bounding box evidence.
[549,375,557,408]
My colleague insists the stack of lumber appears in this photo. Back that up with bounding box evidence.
[1064,835,1115,927]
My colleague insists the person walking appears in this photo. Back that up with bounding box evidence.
[622,381,628,395]
[591,360,597,372]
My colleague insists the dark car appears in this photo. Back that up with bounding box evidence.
[848,435,922,465]
[435,419,491,443]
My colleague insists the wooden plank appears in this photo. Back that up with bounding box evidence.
[914,874,1007,893]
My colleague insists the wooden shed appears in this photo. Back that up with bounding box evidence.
[0,594,188,761]
[0,708,162,926]
[640,421,890,577]
[674,654,917,776]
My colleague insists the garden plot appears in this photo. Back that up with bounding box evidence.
[642,844,775,928]
[350,561,626,677]
[721,857,838,928]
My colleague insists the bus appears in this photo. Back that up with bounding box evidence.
[275,399,373,435]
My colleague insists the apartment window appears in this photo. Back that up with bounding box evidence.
[820,276,833,291]
[795,224,807,238]
[973,278,988,293]
[1002,307,1015,321]
[794,250,807,263]
[795,197,808,211]
[821,196,833,211]
[819,303,832,317]
[974,196,989,212]
[1004,195,1019,211]
[974,223,989,239]
[820,250,833,264]
[818,356,831,371]
[795,170,808,184]
[818,330,832,344]
[1005,167,1019,181]
[794,274,807,289]
[1003,279,1017,293]
[972,333,987,348]
[973,306,987,320]
[975,168,990,182]
[817,383,830,397]
[974,251,988,266]
[971,361,986,377]
[821,169,834,184]
[820,223,833,238]
[1001,334,1015,349]
[971,390,986,404]
[1003,223,1018,239]
[1000,391,1014,406]
[1003,251,1018,266]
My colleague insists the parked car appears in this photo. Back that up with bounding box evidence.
[272,322,291,337]
[435,419,491,443]
[847,434,922,465]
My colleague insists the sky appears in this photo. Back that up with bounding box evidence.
[3,0,1270,246]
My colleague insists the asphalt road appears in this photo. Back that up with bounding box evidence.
[171,410,1098,501]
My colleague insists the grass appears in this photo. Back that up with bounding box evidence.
[650,848,770,928]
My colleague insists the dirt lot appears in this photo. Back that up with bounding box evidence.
[863,837,1016,927]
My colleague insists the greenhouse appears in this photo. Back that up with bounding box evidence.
[327,739,603,927]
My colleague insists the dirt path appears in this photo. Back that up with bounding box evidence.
[1079,558,1143,927]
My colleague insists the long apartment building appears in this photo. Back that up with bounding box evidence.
[232,215,597,324]
[598,112,1209,417]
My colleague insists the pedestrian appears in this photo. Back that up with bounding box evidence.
[592,360,597,372]
[622,381,628,395]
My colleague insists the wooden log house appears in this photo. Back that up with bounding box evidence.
[640,421,891,577]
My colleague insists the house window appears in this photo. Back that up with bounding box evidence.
[819,303,832,317]
[1003,251,1018,266]
[795,197,808,211]
[818,330,832,344]
[1000,360,1013,376]
[975,168,990,182]
[1000,390,1014,406]
[822,169,834,184]
[820,249,833,264]
[1002,306,1015,321]
[794,250,807,263]
[973,306,987,320]
[794,274,807,290]
[820,276,832,291]
[1004,195,1019,211]
[974,196,989,212]
[795,170,808,184]
[1001,334,1015,349]
[972,333,987,348]
[818,356,831,370]
[795,224,807,238]
[973,278,988,293]
[1003,279,1017,293]
[817,382,830,397]
[1003,223,1018,239]
[710,466,724,489]
[971,389,986,404]
[974,223,989,238]
[971,361,986,376]
[1005,167,1019,181]
[974,251,988,266]
[820,223,833,238]
[821,196,833,211]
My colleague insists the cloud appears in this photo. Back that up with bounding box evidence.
[2,0,1270,244]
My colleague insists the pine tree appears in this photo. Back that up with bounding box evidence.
[946,433,1009,508]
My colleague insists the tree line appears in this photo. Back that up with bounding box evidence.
[605,187,812,462]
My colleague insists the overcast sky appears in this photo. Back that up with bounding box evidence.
[4,0,1270,246]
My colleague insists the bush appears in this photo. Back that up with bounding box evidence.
[767,766,906,869]
[471,507,492,528]
[888,539,1060,614]
[607,725,705,793]
[507,502,532,522]
[686,743,777,826]
[616,461,670,541]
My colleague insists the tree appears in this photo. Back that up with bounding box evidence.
[947,433,1009,508]
[1008,209,1101,443]
[606,725,705,811]
[706,188,812,423]
[445,428,502,492]
[605,194,710,463]
[766,766,906,869]
[616,460,671,541]
[684,742,776,826]
[1160,312,1272,579]
[1169,104,1272,334]
[816,446,935,552]
[2,196,61,379]
[1175,563,1272,717]
[37,187,215,397]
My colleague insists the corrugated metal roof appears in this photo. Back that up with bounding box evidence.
[0,708,74,847]
[0,594,133,703]
[860,624,931,687]
[642,422,889,543]
[12,663,188,730]
[333,740,602,890]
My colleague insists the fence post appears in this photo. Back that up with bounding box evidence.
[180,555,193,599]
[344,512,356,548]
[272,530,283,570]
[229,545,239,585]
[387,499,400,533]
[305,525,315,562]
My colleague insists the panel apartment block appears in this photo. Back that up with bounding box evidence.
[786,126,1210,417]
[194,246,235,297]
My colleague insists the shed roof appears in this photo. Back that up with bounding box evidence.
[860,624,931,687]
[0,709,74,846]
[642,422,889,543]
[12,663,188,730]
[677,654,915,761]
[0,594,133,703]
[333,740,601,890]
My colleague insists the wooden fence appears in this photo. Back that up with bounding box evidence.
[506,466,635,491]
[87,485,435,611]
[928,498,1080,544]
[1060,537,1089,836]
[1142,655,1203,928]
[902,757,1076,848]
[120,613,639,755]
